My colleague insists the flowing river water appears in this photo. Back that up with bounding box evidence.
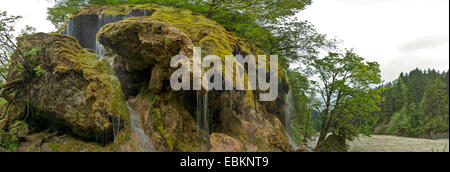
[348,135,449,152]
[306,135,449,152]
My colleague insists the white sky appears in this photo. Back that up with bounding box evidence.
[1,0,449,82]
[1,0,55,33]
[298,0,449,82]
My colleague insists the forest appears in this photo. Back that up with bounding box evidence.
[0,0,448,152]
[375,69,449,138]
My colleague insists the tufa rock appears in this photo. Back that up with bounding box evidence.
[1,33,129,143]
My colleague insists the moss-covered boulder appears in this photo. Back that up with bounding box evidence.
[0,33,129,143]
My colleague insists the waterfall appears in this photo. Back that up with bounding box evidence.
[285,83,300,150]
[61,8,157,151]
[285,131,300,150]
[285,90,294,131]
[196,92,201,143]
[196,92,210,150]
[62,9,153,57]
[127,102,155,152]
[203,94,209,145]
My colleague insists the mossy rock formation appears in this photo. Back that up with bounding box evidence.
[0,33,129,143]
[2,4,294,152]
[92,5,290,152]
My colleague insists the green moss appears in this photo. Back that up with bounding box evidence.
[316,134,348,152]
[51,33,130,125]
[47,136,113,152]
[34,65,47,77]
[24,48,41,58]
[9,121,29,139]
[55,66,67,72]
[110,78,129,122]
[101,59,115,75]
[0,98,6,106]
[152,107,174,150]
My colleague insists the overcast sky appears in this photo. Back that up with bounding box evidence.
[1,0,54,33]
[298,0,449,82]
[1,0,449,82]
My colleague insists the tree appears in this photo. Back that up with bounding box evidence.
[46,0,88,28]
[308,50,382,150]
[0,11,23,84]
[47,0,311,27]
[376,68,449,137]
[391,78,407,113]
[1,10,28,120]
[420,78,449,135]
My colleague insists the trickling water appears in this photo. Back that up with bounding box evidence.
[285,131,300,151]
[63,9,153,57]
[196,92,201,143]
[196,92,210,150]
[203,94,209,145]
[95,14,124,56]
[62,8,156,150]
[285,90,294,130]
[127,102,155,152]
[285,88,300,150]
[110,75,121,139]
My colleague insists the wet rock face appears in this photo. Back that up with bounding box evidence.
[63,15,99,51]
[209,133,244,152]
[2,33,128,142]
[63,8,154,52]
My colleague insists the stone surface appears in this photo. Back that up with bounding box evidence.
[1,33,129,142]
[209,133,244,152]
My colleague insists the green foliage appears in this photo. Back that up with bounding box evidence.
[47,0,88,28]
[309,50,383,145]
[24,48,41,58]
[34,65,47,77]
[1,10,23,83]
[376,69,449,137]
[19,25,37,38]
[0,129,19,152]
[0,98,6,106]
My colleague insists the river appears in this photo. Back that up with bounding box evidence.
[348,135,449,152]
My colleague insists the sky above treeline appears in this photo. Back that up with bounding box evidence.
[1,0,449,83]
[299,0,449,82]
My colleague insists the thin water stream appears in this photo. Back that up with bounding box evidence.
[127,102,155,152]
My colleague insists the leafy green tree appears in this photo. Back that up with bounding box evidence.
[389,107,412,136]
[376,69,449,137]
[46,0,88,28]
[286,69,311,142]
[420,78,449,135]
[0,11,23,83]
[391,78,407,113]
[308,50,382,150]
